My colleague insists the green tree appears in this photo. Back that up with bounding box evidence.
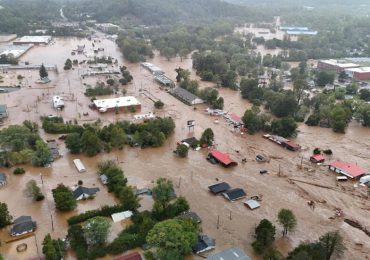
[179,48,190,62]
[200,128,214,146]
[278,209,297,237]
[161,47,176,61]
[240,78,262,101]
[42,233,66,260]
[0,202,12,228]
[176,144,189,157]
[154,100,164,109]
[271,117,297,138]
[24,180,44,201]
[318,231,345,260]
[106,78,115,86]
[287,231,344,260]
[32,140,52,166]
[110,126,126,149]
[152,178,174,207]
[242,106,267,134]
[330,105,349,133]
[264,249,283,260]
[118,186,141,211]
[39,64,48,79]
[52,184,77,211]
[346,83,358,95]
[81,128,102,156]
[146,218,198,260]
[65,133,83,154]
[316,71,335,87]
[64,59,72,70]
[83,216,111,247]
[252,219,276,254]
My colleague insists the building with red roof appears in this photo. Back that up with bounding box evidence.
[328,161,366,179]
[208,150,238,167]
[225,113,243,127]
[310,154,325,163]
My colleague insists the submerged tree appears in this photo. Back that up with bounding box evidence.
[39,64,48,79]
[0,202,12,228]
[278,209,297,237]
[200,128,214,147]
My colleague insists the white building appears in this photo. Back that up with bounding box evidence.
[93,96,141,113]
[13,36,52,45]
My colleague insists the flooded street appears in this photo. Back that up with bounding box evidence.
[1,35,370,259]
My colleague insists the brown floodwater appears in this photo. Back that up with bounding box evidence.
[1,33,370,260]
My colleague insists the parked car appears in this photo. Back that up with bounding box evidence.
[259,170,268,174]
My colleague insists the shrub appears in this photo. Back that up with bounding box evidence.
[154,100,164,109]
[13,167,25,175]
[67,205,125,225]
[175,144,188,157]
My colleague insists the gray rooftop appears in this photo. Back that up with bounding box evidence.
[11,216,36,235]
[171,87,203,104]
[206,247,251,260]
[73,186,100,199]
[0,173,7,182]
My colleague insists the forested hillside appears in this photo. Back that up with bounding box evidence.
[63,0,269,25]
[0,0,60,34]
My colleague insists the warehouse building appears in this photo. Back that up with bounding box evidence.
[345,67,370,81]
[92,96,141,113]
[317,59,360,73]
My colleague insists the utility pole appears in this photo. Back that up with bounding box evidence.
[217,215,220,229]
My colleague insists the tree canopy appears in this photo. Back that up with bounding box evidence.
[146,218,198,260]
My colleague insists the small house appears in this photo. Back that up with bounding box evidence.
[310,154,325,163]
[10,216,37,236]
[206,247,251,260]
[73,186,100,200]
[244,199,260,210]
[0,173,7,187]
[223,188,246,201]
[179,211,202,223]
[193,234,216,254]
[208,150,237,167]
[328,161,366,179]
[208,182,231,195]
[0,104,8,119]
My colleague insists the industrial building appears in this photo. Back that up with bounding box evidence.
[13,36,52,45]
[317,59,360,73]
[92,96,141,113]
[345,67,370,81]
[280,26,317,36]
[0,44,33,59]
[140,62,164,75]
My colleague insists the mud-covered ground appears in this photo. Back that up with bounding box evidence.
[0,34,369,260]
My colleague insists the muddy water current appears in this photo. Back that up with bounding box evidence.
[0,35,369,259]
